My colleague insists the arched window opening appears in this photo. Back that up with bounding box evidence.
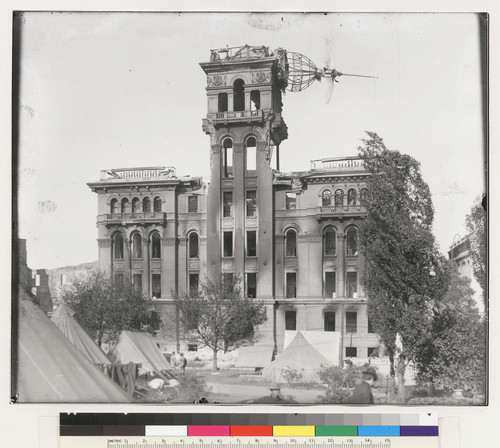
[250,90,260,110]
[110,198,119,214]
[218,92,228,113]
[189,232,199,259]
[132,233,143,259]
[322,190,332,207]
[121,198,129,213]
[285,229,297,257]
[151,232,161,259]
[346,227,358,256]
[324,227,336,256]
[246,136,257,173]
[154,196,162,212]
[360,188,368,206]
[348,189,357,206]
[335,190,344,207]
[143,197,151,213]
[113,233,124,260]
[132,197,141,213]
[223,138,233,178]
[233,79,245,112]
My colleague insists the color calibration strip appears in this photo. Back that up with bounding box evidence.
[60,413,438,437]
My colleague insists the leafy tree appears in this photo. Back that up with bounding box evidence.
[358,132,447,402]
[175,275,267,371]
[413,263,486,395]
[61,271,158,348]
[466,195,487,308]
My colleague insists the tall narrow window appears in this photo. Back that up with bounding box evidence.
[346,227,358,255]
[246,190,257,217]
[233,79,245,111]
[346,272,358,298]
[114,273,124,287]
[188,196,198,213]
[133,274,142,294]
[223,138,233,178]
[368,317,374,334]
[143,197,151,213]
[286,273,297,298]
[286,192,297,210]
[324,227,336,256]
[247,231,257,257]
[132,233,142,259]
[348,189,357,206]
[132,197,140,213]
[325,272,336,298]
[346,312,357,333]
[189,273,199,296]
[110,198,119,214]
[360,188,368,206]
[335,190,344,207]
[250,90,260,110]
[154,196,162,212]
[246,137,257,173]
[218,92,228,113]
[121,198,129,213]
[113,233,124,260]
[223,191,233,217]
[322,189,332,207]
[152,274,161,298]
[223,231,233,257]
[285,311,297,330]
[285,229,297,257]
[151,232,161,259]
[247,273,257,298]
[189,232,199,259]
[324,311,336,331]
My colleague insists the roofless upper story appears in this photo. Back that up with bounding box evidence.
[200,45,288,145]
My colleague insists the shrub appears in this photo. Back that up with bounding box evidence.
[280,367,304,383]
[317,363,362,403]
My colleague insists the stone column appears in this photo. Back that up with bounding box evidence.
[337,232,345,298]
[142,238,150,298]
[207,144,221,280]
[233,142,245,279]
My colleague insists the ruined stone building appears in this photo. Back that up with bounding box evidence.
[88,45,379,359]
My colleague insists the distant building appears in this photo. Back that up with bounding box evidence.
[30,269,53,314]
[448,234,482,311]
[47,261,99,307]
[448,235,474,279]
[88,45,379,359]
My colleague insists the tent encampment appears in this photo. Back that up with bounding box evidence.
[15,298,129,402]
[262,331,331,382]
[283,330,341,365]
[51,303,111,366]
[110,331,172,377]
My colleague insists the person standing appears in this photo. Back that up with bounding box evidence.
[179,353,187,374]
[170,351,178,373]
[351,366,377,404]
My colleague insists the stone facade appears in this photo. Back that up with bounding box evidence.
[88,46,379,359]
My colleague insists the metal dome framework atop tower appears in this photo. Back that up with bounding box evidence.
[207,45,376,93]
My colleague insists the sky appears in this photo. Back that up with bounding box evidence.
[16,11,486,269]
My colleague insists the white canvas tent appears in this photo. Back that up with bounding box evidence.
[15,298,129,402]
[262,331,331,382]
[51,303,111,366]
[284,330,341,365]
[235,344,274,369]
[110,331,172,376]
